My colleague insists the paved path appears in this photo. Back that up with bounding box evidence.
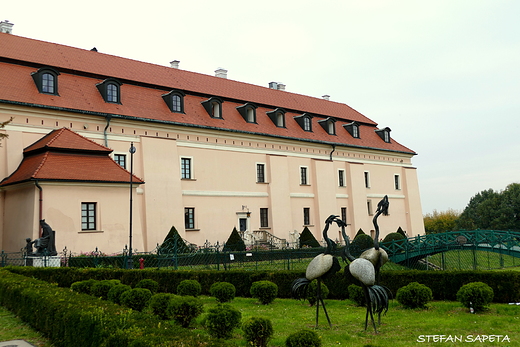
[0,340,36,347]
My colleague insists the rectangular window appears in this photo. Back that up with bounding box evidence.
[367,200,373,215]
[341,207,347,224]
[338,169,345,187]
[181,157,192,179]
[364,171,370,188]
[303,207,310,225]
[184,207,195,229]
[81,202,97,230]
[260,208,269,228]
[257,163,265,183]
[300,167,308,185]
[394,174,401,190]
[114,154,126,169]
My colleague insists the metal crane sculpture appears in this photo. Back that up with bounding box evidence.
[341,195,392,333]
[292,215,341,328]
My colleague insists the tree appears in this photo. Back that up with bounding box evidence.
[223,227,246,251]
[0,117,12,146]
[299,227,320,248]
[158,226,193,254]
[423,209,460,234]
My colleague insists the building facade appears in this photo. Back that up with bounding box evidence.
[0,25,424,254]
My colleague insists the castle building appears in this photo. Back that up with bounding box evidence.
[0,23,424,254]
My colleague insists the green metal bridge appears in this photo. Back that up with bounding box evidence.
[380,230,520,269]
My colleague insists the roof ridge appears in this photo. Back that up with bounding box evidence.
[32,151,49,178]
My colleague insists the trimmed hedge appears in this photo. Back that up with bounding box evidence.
[5,266,520,303]
[0,269,232,347]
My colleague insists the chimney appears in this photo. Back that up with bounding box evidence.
[215,68,228,78]
[269,82,278,89]
[322,95,330,100]
[0,20,13,34]
[170,60,180,69]
[277,83,286,91]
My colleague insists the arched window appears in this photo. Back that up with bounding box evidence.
[162,90,185,113]
[294,113,313,132]
[266,108,286,128]
[201,97,224,119]
[96,78,122,104]
[343,121,361,139]
[31,67,60,95]
[375,127,392,143]
[236,103,258,123]
[318,117,336,135]
[106,83,118,103]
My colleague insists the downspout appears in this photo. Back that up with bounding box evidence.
[329,144,336,161]
[104,115,112,147]
[34,180,43,237]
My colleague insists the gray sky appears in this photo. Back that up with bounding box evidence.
[3,0,520,215]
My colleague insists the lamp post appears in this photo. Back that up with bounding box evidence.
[128,142,136,269]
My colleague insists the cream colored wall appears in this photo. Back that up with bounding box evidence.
[2,185,36,251]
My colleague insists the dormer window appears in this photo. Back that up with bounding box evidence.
[162,90,185,113]
[318,117,336,135]
[236,103,257,123]
[294,113,313,132]
[266,108,286,128]
[343,121,360,138]
[375,127,391,143]
[31,67,60,95]
[96,78,122,104]
[201,97,223,118]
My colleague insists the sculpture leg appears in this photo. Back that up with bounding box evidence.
[315,280,320,328]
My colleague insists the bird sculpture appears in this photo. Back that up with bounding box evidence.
[341,195,392,333]
[292,215,341,328]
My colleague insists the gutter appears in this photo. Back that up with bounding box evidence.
[104,115,112,147]
[34,179,43,237]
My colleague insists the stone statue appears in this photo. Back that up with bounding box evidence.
[33,220,57,256]
[24,238,34,255]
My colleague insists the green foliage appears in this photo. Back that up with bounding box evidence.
[424,209,461,234]
[158,226,193,254]
[210,281,236,303]
[223,227,246,251]
[299,227,320,248]
[456,282,494,312]
[70,279,97,294]
[351,234,373,256]
[120,288,153,312]
[396,282,433,309]
[167,295,204,328]
[107,284,132,304]
[149,293,175,320]
[382,232,405,245]
[177,279,202,297]
[135,279,159,294]
[305,280,329,306]
[250,281,278,305]
[242,317,274,347]
[91,279,119,300]
[203,304,242,339]
[396,227,407,237]
[355,228,366,237]
[347,284,365,306]
[285,329,322,347]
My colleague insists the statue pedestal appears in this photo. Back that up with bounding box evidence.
[26,255,60,267]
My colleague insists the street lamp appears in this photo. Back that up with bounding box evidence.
[128,142,136,269]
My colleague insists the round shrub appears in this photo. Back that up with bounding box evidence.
[120,288,153,311]
[242,317,274,347]
[382,232,406,245]
[167,295,204,328]
[107,284,132,304]
[396,282,433,309]
[91,280,119,300]
[203,304,242,339]
[456,282,494,312]
[350,234,374,255]
[348,284,365,306]
[285,329,321,347]
[135,279,159,294]
[177,279,201,297]
[70,279,98,295]
[149,293,175,320]
[250,281,278,305]
[210,282,236,303]
[305,280,329,306]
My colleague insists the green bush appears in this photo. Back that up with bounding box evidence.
[305,280,329,306]
[120,288,153,311]
[70,279,98,295]
[348,284,365,306]
[203,304,242,339]
[396,282,433,309]
[456,282,494,312]
[210,282,236,303]
[285,329,322,347]
[167,295,204,328]
[135,279,159,294]
[242,317,273,347]
[107,284,132,304]
[177,279,202,297]
[91,279,119,300]
[250,281,278,305]
[351,234,374,256]
[149,293,175,320]
[382,232,406,245]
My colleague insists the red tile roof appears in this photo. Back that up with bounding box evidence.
[0,128,144,187]
[0,32,415,155]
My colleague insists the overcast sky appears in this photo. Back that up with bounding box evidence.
[3,0,520,215]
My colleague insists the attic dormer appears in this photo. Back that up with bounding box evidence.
[375,127,391,143]
[343,121,360,138]
[317,117,336,135]
[96,78,122,104]
[236,103,257,123]
[294,113,313,132]
[266,108,286,128]
[31,67,60,95]
[201,97,224,119]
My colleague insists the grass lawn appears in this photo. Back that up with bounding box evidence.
[0,305,54,347]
